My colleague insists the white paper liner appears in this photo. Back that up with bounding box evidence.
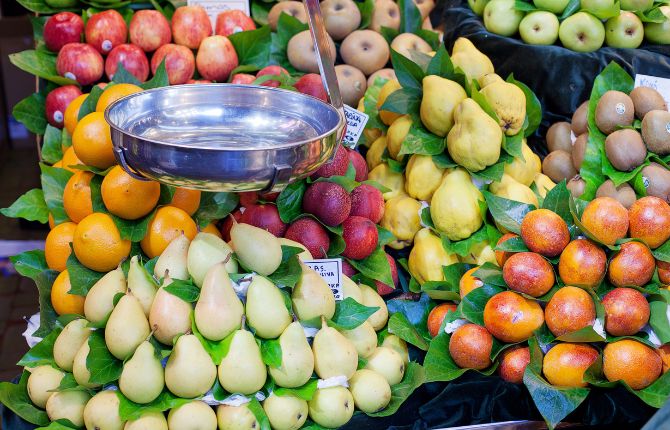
[419,201,430,228]
[302,326,319,338]
[471,176,490,189]
[592,319,607,339]
[233,274,254,299]
[201,391,265,406]
[317,375,349,389]
[22,312,41,347]
[642,325,662,348]
[444,318,468,334]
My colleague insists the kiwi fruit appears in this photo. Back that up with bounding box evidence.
[546,121,573,153]
[287,30,337,73]
[371,0,401,32]
[567,175,586,198]
[267,1,307,31]
[596,180,636,208]
[571,101,589,136]
[335,64,367,107]
[340,30,390,76]
[595,90,634,135]
[321,0,361,41]
[641,110,670,155]
[572,133,588,170]
[640,163,670,202]
[391,33,433,59]
[367,68,396,87]
[630,86,667,119]
[542,150,578,183]
[605,129,647,171]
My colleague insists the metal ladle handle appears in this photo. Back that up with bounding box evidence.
[303,0,346,142]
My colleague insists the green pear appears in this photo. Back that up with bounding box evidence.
[187,232,238,287]
[558,11,606,52]
[218,329,267,394]
[105,294,151,360]
[480,80,527,136]
[313,318,358,379]
[263,393,308,430]
[533,0,570,13]
[194,262,244,341]
[291,264,336,321]
[419,75,467,137]
[27,365,64,408]
[349,369,392,413]
[382,334,409,364]
[127,255,157,317]
[341,275,363,303]
[154,234,190,280]
[644,6,670,44]
[231,222,282,275]
[245,275,291,339]
[54,318,92,372]
[307,386,354,428]
[269,321,314,388]
[83,390,124,430]
[430,168,484,242]
[359,284,389,331]
[149,276,192,345]
[216,404,258,430]
[167,401,217,430]
[450,38,494,82]
[341,321,377,358]
[165,334,216,398]
[46,390,91,427]
[365,346,405,385]
[447,98,502,172]
[73,340,100,389]
[123,411,168,430]
[483,0,524,36]
[278,238,313,261]
[468,0,490,15]
[119,341,164,404]
[84,266,127,325]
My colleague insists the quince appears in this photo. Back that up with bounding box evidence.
[377,80,403,126]
[405,154,446,201]
[408,228,459,285]
[368,163,406,201]
[533,173,556,198]
[451,38,494,82]
[420,75,467,137]
[387,115,412,161]
[480,80,526,136]
[381,196,422,250]
[503,139,541,186]
[447,98,502,172]
[366,136,387,171]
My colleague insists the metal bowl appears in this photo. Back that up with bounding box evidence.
[105,84,345,192]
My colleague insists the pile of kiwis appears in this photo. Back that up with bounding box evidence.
[267,0,439,106]
[542,86,670,205]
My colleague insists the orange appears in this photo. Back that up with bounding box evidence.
[73,212,131,272]
[63,171,94,223]
[543,343,599,388]
[170,188,201,216]
[202,222,222,238]
[603,339,662,390]
[45,222,77,272]
[61,146,84,174]
[101,166,160,220]
[141,206,198,258]
[53,160,63,168]
[96,83,142,113]
[72,112,115,169]
[459,267,483,299]
[48,213,55,229]
[64,93,88,135]
[483,291,544,343]
[51,270,85,315]
[427,302,457,337]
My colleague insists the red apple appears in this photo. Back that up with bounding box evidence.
[187,79,213,84]
[196,35,239,82]
[347,149,368,181]
[256,65,289,87]
[375,252,398,295]
[221,209,243,242]
[105,44,150,82]
[215,10,256,36]
[56,43,104,86]
[285,218,331,258]
[342,260,357,277]
[294,73,327,102]
[239,204,287,237]
[239,192,259,207]
[151,43,195,85]
[311,144,349,179]
[44,12,84,53]
[171,5,212,49]
[342,216,378,260]
[129,10,171,53]
[45,85,82,128]
[85,10,128,55]
[231,73,256,84]
[350,184,384,223]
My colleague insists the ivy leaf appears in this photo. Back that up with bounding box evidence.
[260,339,282,368]
[118,390,192,421]
[86,331,123,384]
[9,249,49,280]
[9,50,78,86]
[164,278,200,302]
[13,92,47,134]
[0,371,50,426]
[66,252,105,296]
[193,192,239,229]
[330,297,379,330]
[387,312,429,351]
[40,163,73,225]
[483,191,535,235]
[42,124,63,164]
[17,327,61,368]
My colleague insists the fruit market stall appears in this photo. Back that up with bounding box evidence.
[1,0,670,429]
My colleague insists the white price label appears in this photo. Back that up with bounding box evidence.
[302,259,343,300]
[342,105,369,149]
[188,0,250,28]
[634,74,670,108]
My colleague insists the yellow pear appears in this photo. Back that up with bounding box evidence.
[291,264,336,321]
[365,346,405,385]
[278,238,313,261]
[269,321,314,388]
[218,329,267,394]
[127,256,157,317]
[105,294,151,360]
[489,173,539,207]
[194,262,244,341]
[84,266,126,325]
[83,390,124,430]
[154,234,190,280]
[124,411,168,430]
[54,318,92,372]
[368,163,406,201]
[387,115,412,161]
[246,275,292,339]
[341,321,377,358]
[447,98,502,172]
[408,228,459,285]
[382,334,409,364]
[503,140,542,186]
[380,195,422,250]
[165,334,217,398]
[377,80,403,126]
[149,276,192,345]
[430,168,484,241]
[168,401,217,430]
[27,365,64,409]
[359,284,389,331]
[480,80,526,136]
[366,136,388,171]
[451,37,494,81]
[420,75,467,136]
[308,386,354,428]
[263,393,308,430]
[119,341,164,404]
[46,390,91,427]
[405,154,446,201]
[313,318,359,379]
[341,275,363,303]
[187,232,237,287]
[216,404,258,430]
[349,369,392,413]
[231,222,282,276]
[533,173,556,198]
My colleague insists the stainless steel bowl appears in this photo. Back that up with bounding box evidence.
[105,84,345,192]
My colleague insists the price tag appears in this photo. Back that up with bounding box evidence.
[188,0,250,28]
[302,259,343,300]
[634,74,670,108]
[342,105,369,149]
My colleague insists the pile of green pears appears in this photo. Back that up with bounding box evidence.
[22,222,411,430]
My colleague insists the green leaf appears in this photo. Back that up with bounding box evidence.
[42,124,64,164]
[164,278,200,302]
[390,49,425,92]
[541,180,573,224]
[34,269,60,338]
[582,0,620,19]
[363,76,390,132]
[111,62,142,85]
[426,44,454,78]
[494,236,528,252]
[471,86,500,123]
[251,1,272,25]
[191,315,236,364]
[376,225,395,247]
[398,0,422,32]
[483,191,535,235]
[649,291,670,344]
[346,247,394,287]
[274,379,318,401]
[379,26,400,44]
[261,339,282,368]
[141,59,169,89]
[277,180,306,223]
[10,249,49,280]
[636,5,669,22]
[367,362,426,416]
[77,84,105,121]
[247,398,272,430]
[356,0,374,28]
[460,283,505,326]
[229,26,272,68]
[118,390,192,421]
[17,327,61,368]
[380,87,422,115]
[111,211,155,242]
[653,238,670,263]
[86,331,123,384]
[267,246,303,288]
[559,0,581,18]
[0,371,50,426]
[472,262,506,287]
[9,50,78,86]
[314,174,359,194]
[514,0,537,11]
[330,297,380,330]
[40,163,73,225]
[271,13,308,72]
[470,158,507,183]
[507,74,542,137]
[441,225,488,258]
[66,252,105,296]
[17,0,64,13]
[387,312,429,351]
[13,92,47,134]
[399,116,446,156]
[502,131,525,160]
[193,192,239,228]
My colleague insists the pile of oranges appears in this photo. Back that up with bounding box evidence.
[45,83,219,316]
